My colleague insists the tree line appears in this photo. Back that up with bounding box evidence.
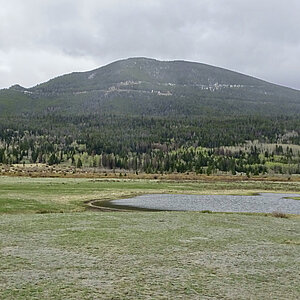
[0,114,299,175]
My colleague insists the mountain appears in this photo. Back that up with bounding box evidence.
[0,58,300,173]
[1,57,300,116]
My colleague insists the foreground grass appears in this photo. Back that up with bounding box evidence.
[0,176,299,299]
[0,211,299,299]
[0,176,300,214]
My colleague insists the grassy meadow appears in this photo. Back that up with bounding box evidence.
[0,176,300,299]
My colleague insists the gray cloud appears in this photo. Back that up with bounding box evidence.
[0,0,300,89]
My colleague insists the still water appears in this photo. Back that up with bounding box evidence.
[110,193,300,214]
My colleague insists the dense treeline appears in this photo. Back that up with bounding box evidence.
[0,114,299,175]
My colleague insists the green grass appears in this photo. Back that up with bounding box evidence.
[285,196,300,200]
[0,211,299,299]
[0,176,299,299]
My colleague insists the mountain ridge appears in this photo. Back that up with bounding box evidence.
[1,57,300,116]
[10,57,299,92]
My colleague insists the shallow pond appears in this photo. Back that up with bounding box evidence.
[109,193,300,214]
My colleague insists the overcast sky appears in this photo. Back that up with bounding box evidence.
[1,0,300,90]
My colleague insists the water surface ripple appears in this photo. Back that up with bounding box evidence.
[111,193,300,214]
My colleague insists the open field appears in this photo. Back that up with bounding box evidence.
[0,176,300,299]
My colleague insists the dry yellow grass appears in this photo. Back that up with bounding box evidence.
[1,163,300,182]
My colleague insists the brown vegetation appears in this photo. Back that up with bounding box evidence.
[272,211,289,218]
[1,163,300,182]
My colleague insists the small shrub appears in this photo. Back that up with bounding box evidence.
[36,210,49,214]
[271,211,289,218]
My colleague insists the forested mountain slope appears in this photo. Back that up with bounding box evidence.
[0,58,299,174]
[1,57,300,116]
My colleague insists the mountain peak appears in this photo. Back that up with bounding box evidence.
[1,58,299,116]
[9,84,26,91]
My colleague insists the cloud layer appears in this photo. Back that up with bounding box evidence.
[1,0,300,89]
